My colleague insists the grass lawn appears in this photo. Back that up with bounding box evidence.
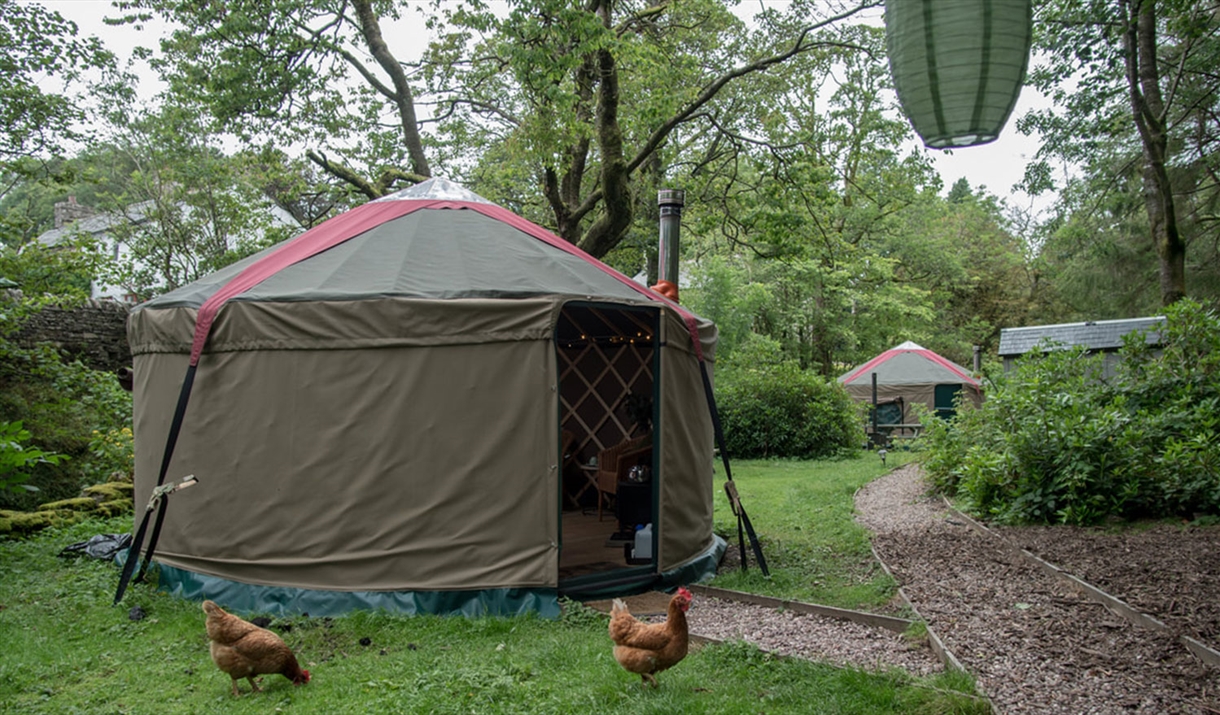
[0,450,987,714]
[710,450,920,612]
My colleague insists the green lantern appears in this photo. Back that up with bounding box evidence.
[885,0,1032,148]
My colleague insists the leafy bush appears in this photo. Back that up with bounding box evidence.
[923,299,1220,524]
[716,338,860,459]
[0,420,65,495]
[84,426,134,483]
[0,301,132,510]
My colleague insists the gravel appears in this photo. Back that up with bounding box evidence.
[638,463,1218,713]
[685,596,943,676]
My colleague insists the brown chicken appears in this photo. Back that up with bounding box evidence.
[608,587,693,687]
[202,599,311,696]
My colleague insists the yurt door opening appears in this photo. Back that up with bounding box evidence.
[555,302,659,585]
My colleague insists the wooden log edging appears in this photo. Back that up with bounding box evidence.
[864,537,1000,715]
[942,497,1220,670]
[864,547,971,675]
[689,583,998,710]
[685,604,994,710]
[687,584,913,633]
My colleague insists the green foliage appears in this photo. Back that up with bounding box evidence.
[0,236,105,297]
[0,0,115,164]
[0,336,132,511]
[1021,0,1220,310]
[0,420,64,496]
[84,426,134,483]
[85,99,302,300]
[683,256,773,363]
[923,300,1220,524]
[679,38,1031,373]
[716,344,861,460]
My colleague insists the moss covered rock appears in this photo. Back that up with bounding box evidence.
[38,497,100,512]
[83,481,134,503]
[0,479,133,538]
[0,508,80,535]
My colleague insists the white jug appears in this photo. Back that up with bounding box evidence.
[632,523,653,561]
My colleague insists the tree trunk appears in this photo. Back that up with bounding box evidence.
[544,55,597,245]
[579,0,633,258]
[353,0,431,180]
[1124,0,1185,305]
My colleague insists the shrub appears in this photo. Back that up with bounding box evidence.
[0,311,132,510]
[716,342,860,459]
[0,420,65,496]
[922,299,1220,524]
[84,427,135,483]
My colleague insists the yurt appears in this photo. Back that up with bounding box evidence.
[122,179,723,617]
[838,341,982,423]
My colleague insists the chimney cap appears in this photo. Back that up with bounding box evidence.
[657,188,685,207]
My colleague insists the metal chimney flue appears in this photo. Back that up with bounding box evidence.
[653,188,685,302]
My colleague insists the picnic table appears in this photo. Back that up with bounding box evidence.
[870,423,923,444]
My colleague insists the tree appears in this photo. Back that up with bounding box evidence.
[897,185,1037,355]
[678,21,968,374]
[0,235,103,299]
[0,0,114,166]
[428,0,886,260]
[1023,0,1220,307]
[117,0,880,259]
[115,0,432,195]
[81,99,303,300]
[0,0,117,253]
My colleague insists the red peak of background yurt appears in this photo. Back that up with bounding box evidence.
[838,341,982,420]
[839,341,979,388]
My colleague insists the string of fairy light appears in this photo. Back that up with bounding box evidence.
[560,330,652,349]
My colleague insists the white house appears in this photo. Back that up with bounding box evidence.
[35,196,300,302]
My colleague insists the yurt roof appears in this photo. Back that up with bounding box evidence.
[131,178,709,367]
[137,178,659,312]
[838,341,979,387]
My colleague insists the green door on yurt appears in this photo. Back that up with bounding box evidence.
[934,384,962,419]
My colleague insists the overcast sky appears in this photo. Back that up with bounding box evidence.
[36,0,1053,214]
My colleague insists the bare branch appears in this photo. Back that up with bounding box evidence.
[624,6,876,176]
[306,149,379,199]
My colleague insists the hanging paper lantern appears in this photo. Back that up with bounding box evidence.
[885,0,1032,148]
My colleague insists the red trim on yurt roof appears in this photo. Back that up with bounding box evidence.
[840,351,894,385]
[915,348,979,386]
[191,200,706,365]
[840,345,979,388]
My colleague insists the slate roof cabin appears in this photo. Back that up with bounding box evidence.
[997,316,1165,377]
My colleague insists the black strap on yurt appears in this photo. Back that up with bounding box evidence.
[113,364,198,604]
[698,362,769,577]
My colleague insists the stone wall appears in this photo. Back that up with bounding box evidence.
[6,291,132,372]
